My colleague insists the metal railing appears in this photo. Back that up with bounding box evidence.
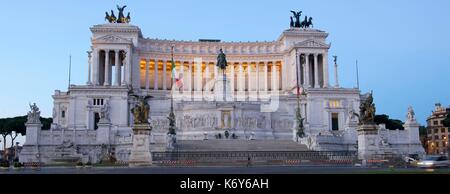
[152,151,358,166]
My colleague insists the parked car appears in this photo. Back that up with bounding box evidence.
[417,156,449,168]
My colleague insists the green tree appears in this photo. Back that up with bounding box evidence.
[0,119,10,154]
[443,114,450,128]
[374,114,405,130]
[4,116,27,147]
[419,126,427,136]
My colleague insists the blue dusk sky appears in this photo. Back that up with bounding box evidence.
[0,0,449,146]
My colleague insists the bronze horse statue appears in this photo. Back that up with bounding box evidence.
[105,10,117,23]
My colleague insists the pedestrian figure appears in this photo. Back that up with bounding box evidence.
[247,156,251,167]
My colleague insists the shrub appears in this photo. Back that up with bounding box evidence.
[76,161,83,166]
[0,160,10,168]
[13,162,22,168]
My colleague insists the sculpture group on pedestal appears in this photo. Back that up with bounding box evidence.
[290,10,313,28]
[105,5,131,24]
[27,103,41,124]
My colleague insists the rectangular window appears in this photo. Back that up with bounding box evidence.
[329,100,341,108]
[331,113,339,131]
[428,129,432,134]
[441,128,446,133]
[93,98,104,106]
[435,136,439,140]
[61,111,65,118]
[94,112,100,130]
[434,129,438,133]
[433,121,439,126]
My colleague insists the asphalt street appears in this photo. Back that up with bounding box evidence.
[1,166,449,174]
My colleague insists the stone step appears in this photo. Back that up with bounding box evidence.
[175,140,309,151]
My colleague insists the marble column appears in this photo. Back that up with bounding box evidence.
[247,63,252,91]
[238,62,244,91]
[124,50,131,86]
[196,61,202,91]
[230,63,235,92]
[271,62,277,91]
[323,53,329,88]
[145,58,149,90]
[334,58,339,88]
[264,61,268,91]
[256,62,260,92]
[104,50,110,86]
[305,54,311,88]
[163,60,167,90]
[87,51,92,85]
[314,54,319,88]
[114,50,120,86]
[205,62,210,85]
[154,59,159,90]
[302,55,306,87]
[214,63,218,81]
[180,61,185,91]
[188,61,193,92]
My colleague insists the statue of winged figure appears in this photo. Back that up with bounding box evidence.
[131,95,152,124]
[290,10,302,27]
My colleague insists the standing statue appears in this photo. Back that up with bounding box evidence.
[27,103,41,124]
[359,92,376,125]
[407,106,416,122]
[290,10,302,28]
[100,101,110,121]
[333,56,338,64]
[216,49,228,70]
[131,95,151,124]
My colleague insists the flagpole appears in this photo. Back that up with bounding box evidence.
[171,46,174,112]
[168,46,176,135]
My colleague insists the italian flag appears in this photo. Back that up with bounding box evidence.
[171,52,183,89]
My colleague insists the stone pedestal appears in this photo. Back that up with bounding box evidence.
[129,124,153,167]
[357,124,383,161]
[96,120,111,145]
[214,74,233,102]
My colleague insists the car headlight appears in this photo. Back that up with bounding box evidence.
[424,162,434,166]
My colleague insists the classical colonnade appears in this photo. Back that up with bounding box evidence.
[139,58,282,93]
[296,52,329,88]
[87,49,129,86]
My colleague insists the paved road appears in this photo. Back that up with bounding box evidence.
[1,166,449,174]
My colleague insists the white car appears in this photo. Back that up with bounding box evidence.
[417,156,449,168]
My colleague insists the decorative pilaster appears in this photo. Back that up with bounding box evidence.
[323,53,329,88]
[93,49,100,85]
[188,61,193,92]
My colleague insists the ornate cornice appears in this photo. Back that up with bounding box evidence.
[90,23,143,37]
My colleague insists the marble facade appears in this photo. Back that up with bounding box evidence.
[20,16,424,164]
